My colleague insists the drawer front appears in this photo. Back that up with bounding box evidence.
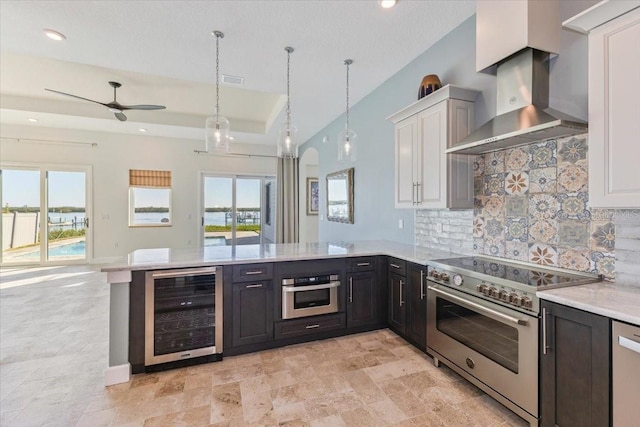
[388,257,407,276]
[347,257,377,272]
[232,263,273,282]
[275,313,345,340]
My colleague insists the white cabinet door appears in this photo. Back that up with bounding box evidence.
[418,100,447,207]
[394,116,417,208]
[589,7,640,208]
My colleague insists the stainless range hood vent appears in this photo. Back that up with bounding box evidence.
[447,49,587,155]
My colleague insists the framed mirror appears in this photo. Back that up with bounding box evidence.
[326,167,354,223]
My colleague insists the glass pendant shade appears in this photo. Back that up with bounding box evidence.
[337,128,357,162]
[205,112,230,152]
[277,121,298,158]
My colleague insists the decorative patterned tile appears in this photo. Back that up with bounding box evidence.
[473,216,485,238]
[557,162,588,193]
[529,140,557,169]
[557,135,587,165]
[505,196,528,217]
[505,147,530,171]
[528,167,557,193]
[483,173,506,196]
[591,251,615,279]
[484,151,505,174]
[505,241,529,261]
[558,247,591,272]
[473,238,485,253]
[529,193,558,220]
[529,243,558,266]
[529,218,558,244]
[473,155,485,177]
[485,217,505,239]
[484,237,506,257]
[590,221,615,252]
[557,192,590,220]
[474,176,483,195]
[558,221,589,248]
[474,195,484,211]
[483,195,505,218]
[505,171,529,195]
[505,217,527,242]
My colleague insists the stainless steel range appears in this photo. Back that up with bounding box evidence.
[426,256,601,427]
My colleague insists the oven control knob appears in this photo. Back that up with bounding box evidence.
[509,293,522,306]
[498,290,510,301]
[476,283,488,293]
[431,271,440,280]
[521,296,533,308]
[440,273,450,282]
[452,274,463,286]
[489,287,499,298]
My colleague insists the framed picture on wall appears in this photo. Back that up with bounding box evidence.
[307,177,319,215]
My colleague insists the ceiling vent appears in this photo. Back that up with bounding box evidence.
[221,74,244,87]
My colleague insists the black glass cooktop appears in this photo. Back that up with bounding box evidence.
[432,256,592,288]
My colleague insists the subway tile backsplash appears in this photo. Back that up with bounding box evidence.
[416,134,640,285]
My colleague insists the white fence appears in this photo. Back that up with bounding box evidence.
[2,212,40,250]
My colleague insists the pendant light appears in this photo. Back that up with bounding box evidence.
[338,59,356,162]
[277,47,299,158]
[205,30,231,152]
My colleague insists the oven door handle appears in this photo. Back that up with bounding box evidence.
[427,285,529,326]
[282,281,341,293]
[151,267,217,278]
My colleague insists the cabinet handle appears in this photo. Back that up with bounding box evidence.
[246,284,263,289]
[356,262,370,267]
[349,277,353,303]
[412,183,417,205]
[180,301,193,306]
[399,280,405,306]
[420,269,425,300]
[542,307,550,355]
[390,263,401,269]
[244,270,264,275]
[305,324,320,329]
[416,182,421,205]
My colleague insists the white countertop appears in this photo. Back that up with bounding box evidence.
[100,240,458,273]
[538,282,640,326]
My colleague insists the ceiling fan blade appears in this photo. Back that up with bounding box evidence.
[114,112,127,122]
[119,104,166,111]
[45,88,107,106]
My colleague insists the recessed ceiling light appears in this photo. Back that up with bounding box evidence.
[229,136,235,140]
[28,118,39,122]
[379,0,397,9]
[138,128,147,132]
[43,29,66,41]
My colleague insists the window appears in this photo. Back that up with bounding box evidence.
[129,170,172,227]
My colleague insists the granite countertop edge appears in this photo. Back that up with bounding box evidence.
[537,282,640,326]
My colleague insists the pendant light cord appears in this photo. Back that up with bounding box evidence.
[213,31,224,122]
[285,47,294,127]
[345,59,352,130]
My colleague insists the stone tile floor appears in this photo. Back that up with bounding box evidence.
[0,265,528,426]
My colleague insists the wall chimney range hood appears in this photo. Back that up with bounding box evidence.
[447,1,587,155]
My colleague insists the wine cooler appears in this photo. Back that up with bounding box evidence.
[145,267,222,366]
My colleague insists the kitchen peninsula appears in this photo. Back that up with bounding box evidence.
[102,240,454,386]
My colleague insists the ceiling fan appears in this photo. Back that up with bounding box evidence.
[44,81,166,122]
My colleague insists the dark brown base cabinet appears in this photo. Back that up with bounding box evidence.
[231,281,273,347]
[387,259,427,352]
[346,257,379,329]
[540,301,611,427]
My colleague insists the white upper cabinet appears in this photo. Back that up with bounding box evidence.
[388,85,479,209]
[565,3,640,208]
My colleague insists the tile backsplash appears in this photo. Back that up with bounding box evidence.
[473,134,616,278]
[415,134,640,285]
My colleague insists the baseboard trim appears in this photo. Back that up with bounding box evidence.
[105,363,131,386]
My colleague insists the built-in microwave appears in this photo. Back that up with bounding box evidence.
[281,274,340,319]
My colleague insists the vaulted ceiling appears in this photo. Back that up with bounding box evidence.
[0,1,476,148]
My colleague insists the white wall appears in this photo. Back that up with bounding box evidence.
[298,148,319,244]
[0,124,277,261]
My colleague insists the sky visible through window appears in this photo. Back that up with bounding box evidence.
[2,170,261,209]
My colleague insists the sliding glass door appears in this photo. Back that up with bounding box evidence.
[202,174,275,246]
[1,165,90,265]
